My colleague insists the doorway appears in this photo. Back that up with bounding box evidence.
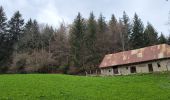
[148,64,153,72]
[130,66,136,73]
[113,66,118,74]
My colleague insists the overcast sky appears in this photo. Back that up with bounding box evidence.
[0,0,170,35]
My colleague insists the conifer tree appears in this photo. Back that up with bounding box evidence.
[121,11,131,50]
[86,12,96,49]
[85,12,98,69]
[69,13,86,68]
[17,19,41,52]
[0,6,7,43]
[41,24,54,50]
[130,13,144,49]
[31,20,41,49]
[158,33,167,44]
[97,14,108,53]
[8,11,24,45]
[50,24,69,68]
[17,19,33,51]
[97,14,107,35]
[108,14,121,52]
[143,22,158,46]
[0,6,9,71]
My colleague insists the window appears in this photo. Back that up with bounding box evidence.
[148,64,153,72]
[130,66,136,73]
[109,69,111,72]
[157,63,161,68]
[113,67,118,74]
[126,67,128,70]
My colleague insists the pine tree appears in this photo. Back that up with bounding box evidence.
[121,11,131,50]
[96,14,110,71]
[13,18,43,62]
[97,14,107,35]
[158,33,167,44]
[8,11,24,43]
[7,12,25,73]
[17,19,41,52]
[108,14,121,52]
[0,6,9,71]
[85,12,98,69]
[51,24,69,68]
[69,13,86,68]
[130,13,144,49]
[86,13,96,49]
[143,22,158,46]
[17,19,32,51]
[41,24,54,50]
[109,14,117,34]
[31,20,41,49]
[97,14,108,53]
[0,6,7,43]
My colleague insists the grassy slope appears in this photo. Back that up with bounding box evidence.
[0,73,170,100]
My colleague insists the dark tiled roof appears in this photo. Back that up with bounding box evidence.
[99,44,170,68]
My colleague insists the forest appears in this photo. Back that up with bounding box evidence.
[0,6,170,74]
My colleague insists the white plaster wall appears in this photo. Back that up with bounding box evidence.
[101,68,113,76]
[101,59,170,76]
[118,66,130,75]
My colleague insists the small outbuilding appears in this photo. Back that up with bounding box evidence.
[99,44,170,76]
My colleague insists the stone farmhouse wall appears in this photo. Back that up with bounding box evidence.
[101,59,170,76]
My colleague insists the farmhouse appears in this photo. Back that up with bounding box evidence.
[99,44,170,75]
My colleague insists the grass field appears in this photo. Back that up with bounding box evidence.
[0,73,170,100]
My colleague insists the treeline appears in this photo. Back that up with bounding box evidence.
[0,6,170,74]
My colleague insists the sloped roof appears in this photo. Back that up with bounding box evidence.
[99,44,170,68]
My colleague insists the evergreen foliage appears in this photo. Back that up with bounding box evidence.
[143,22,158,46]
[158,33,167,44]
[0,5,169,74]
[0,6,9,71]
[69,13,86,68]
[130,13,144,49]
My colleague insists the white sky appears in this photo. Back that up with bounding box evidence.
[0,0,170,35]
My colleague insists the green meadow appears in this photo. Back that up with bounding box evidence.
[0,73,170,100]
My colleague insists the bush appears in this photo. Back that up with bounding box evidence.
[16,58,26,69]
